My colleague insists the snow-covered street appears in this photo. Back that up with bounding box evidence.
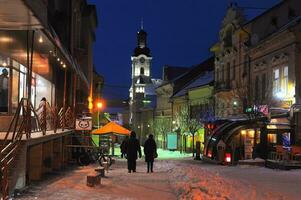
[14,158,301,200]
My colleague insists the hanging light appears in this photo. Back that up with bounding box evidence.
[2,62,7,67]
[38,35,43,43]
[63,64,66,68]
[57,58,60,62]
[60,61,63,65]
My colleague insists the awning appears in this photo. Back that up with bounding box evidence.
[92,121,131,136]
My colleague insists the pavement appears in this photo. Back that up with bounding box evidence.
[13,158,301,200]
[14,159,176,200]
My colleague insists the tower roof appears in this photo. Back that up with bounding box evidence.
[133,25,151,56]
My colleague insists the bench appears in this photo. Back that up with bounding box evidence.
[86,172,101,187]
[95,167,105,177]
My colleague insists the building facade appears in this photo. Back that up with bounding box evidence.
[0,0,98,195]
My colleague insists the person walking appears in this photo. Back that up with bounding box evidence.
[126,131,141,173]
[120,136,129,158]
[144,134,157,173]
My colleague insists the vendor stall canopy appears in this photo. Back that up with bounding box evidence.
[92,121,131,136]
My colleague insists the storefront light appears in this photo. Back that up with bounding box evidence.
[275,91,285,99]
[0,37,13,43]
[38,36,43,43]
[241,130,246,135]
[2,62,7,67]
[57,58,60,62]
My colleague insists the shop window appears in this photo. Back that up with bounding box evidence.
[0,67,9,113]
[267,134,277,144]
[35,74,53,108]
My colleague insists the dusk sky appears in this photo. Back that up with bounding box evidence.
[88,0,280,100]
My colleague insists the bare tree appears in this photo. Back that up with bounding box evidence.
[175,106,201,156]
[153,117,171,149]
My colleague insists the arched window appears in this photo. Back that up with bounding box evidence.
[140,67,144,75]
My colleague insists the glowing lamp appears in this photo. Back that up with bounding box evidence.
[88,102,93,110]
[38,36,43,43]
[97,102,103,109]
[225,153,231,163]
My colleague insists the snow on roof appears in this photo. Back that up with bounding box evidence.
[173,71,213,98]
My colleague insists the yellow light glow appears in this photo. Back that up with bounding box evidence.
[57,58,60,61]
[248,130,255,137]
[241,130,246,135]
[88,102,93,110]
[267,125,277,129]
[0,37,13,43]
[63,64,66,68]
[2,62,7,67]
[38,36,43,43]
[97,102,103,109]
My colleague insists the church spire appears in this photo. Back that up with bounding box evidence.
[141,18,144,30]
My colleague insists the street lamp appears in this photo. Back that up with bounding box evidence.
[97,101,103,128]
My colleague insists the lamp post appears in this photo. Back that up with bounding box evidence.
[97,101,103,128]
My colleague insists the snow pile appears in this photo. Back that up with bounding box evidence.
[162,161,286,200]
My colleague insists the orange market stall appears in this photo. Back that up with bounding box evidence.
[92,121,131,155]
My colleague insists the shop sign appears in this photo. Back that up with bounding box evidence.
[244,105,268,116]
[75,117,92,131]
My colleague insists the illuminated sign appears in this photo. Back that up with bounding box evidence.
[75,118,92,131]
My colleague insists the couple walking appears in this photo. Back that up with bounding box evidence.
[121,131,157,173]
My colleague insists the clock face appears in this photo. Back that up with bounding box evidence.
[140,57,145,63]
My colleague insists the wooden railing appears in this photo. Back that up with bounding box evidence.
[58,106,75,131]
[0,98,43,199]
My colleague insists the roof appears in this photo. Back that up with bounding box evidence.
[163,66,190,81]
[92,121,130,136]
[173,71,214,98]
[171,57,214,95]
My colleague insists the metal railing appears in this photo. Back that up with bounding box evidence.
[0,98,42,199]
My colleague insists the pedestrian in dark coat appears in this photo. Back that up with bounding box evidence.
[144,134,157,173]
[120,136,129,158]
[126,131,141,173]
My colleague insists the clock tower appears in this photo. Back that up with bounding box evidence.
[129,26,153,129]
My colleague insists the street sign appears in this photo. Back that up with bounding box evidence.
[75,117,92,131]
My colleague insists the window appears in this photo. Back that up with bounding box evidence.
[267,134,277,144]
[0,67,9,113]
[221,65,224,82]
[262,73,266,101]
[273,68,280,95]
[283,66,288,95]
[232,60,236,80]
[255,76,259,103]
[140,67,144,75]
[226,62,230,84]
